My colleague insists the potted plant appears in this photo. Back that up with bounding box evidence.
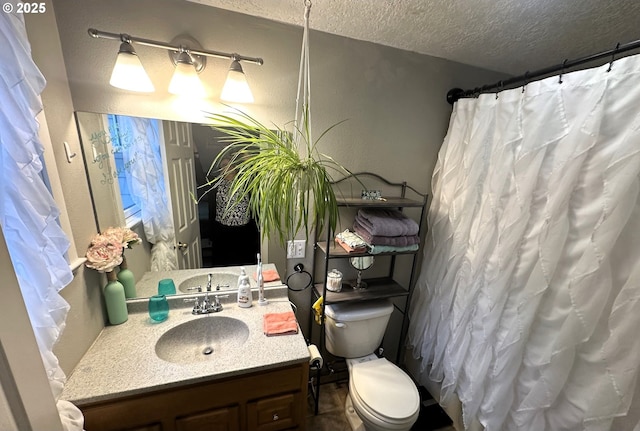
[199,2,358,248]
[200,107,354,247]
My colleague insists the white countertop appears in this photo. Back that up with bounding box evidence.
[62,271,310,406]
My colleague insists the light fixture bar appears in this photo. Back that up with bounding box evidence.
[88,28,264,66]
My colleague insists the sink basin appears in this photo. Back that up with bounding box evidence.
[178,272,241,293]
[155,316,250,364]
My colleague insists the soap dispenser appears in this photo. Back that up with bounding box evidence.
[237,267,252,308]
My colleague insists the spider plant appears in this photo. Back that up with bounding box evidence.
[200,107,355,247]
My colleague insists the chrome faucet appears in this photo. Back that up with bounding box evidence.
[185,286,227,314]
[185,286,203,314]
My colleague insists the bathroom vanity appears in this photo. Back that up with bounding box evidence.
[79,364,307,431]
[62,277,310,431]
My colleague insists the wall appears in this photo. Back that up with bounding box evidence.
[40,0,507,376]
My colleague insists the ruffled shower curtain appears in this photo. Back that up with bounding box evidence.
[408,53,640,431]
[0,10,82,430]
[114,115,178,271]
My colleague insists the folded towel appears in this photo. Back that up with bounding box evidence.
[368,243,420,255]
[335,237,368,253]
[354,219,420,247]
[356,209,419,237]
[335,229,368,249]
[264,311,299,336]
[254,269,280,282]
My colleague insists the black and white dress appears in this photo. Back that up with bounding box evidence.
[215,179,250,226]
[212,179,260,266]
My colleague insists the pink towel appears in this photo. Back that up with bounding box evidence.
[263,311,299,336]
[254,269,280,282]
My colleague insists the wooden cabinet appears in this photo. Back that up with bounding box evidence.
[80,363,308,431]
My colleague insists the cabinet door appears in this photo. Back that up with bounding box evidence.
[176,405,240,431]
[247,392,301,431]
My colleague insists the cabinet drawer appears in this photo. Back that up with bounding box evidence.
[247,392,301,431]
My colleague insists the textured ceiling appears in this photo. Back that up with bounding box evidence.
[186,0,640,75]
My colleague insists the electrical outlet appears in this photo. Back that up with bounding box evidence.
[287,239,306,259]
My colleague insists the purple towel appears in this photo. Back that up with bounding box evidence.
[354,220,420,247]
[355,209,419,237]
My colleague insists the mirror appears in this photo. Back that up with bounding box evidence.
[75,111,266,298]
[349,256,374,289]
[131,264,283,299]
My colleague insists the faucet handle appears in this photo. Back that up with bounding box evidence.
[211,294,229,312]
[187,286,203,293]
[183,297,202,314]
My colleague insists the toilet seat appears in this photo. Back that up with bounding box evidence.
[349,358,420,428]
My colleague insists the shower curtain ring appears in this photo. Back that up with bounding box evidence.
[607,42,620,72]
[496,80,504,99]
[559,59,568,84]
[522,71,530,93]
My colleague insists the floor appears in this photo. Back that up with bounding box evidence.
[306,381,456,431]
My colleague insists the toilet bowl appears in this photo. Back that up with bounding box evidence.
[345,355,420,431]
[324,301,420,431]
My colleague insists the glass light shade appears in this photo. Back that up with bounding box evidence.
[221,61,254,103]
[109,49,155,93]
[168,61,206,98]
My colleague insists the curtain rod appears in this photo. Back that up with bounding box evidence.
[446,38,640,104]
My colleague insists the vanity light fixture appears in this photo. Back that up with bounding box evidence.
[88,28,263,102]
[168,50,206,97]
[109,38,155,93]
[221,58,254,103]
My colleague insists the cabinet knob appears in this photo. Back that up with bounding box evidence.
[272,413,279,421]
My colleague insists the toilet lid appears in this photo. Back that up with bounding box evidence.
[351,358,420,421]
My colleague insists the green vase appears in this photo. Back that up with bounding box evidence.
[104,271,128,325]
[117,255,137,299]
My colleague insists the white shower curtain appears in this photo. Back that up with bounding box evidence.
[0,10,83,430]
[114,115,179,271]
[408,53,640,431]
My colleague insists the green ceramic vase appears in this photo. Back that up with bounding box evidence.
[104,271,128,325]
[117,255,137,299]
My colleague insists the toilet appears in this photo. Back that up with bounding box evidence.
[324,300,420,431]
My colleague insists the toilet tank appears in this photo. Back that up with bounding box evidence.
[324,300,394,358]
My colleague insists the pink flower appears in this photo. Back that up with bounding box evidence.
[98,227,142,249]
[85,243,123,273]
[85,226,141,273]
[121,229,141,248]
